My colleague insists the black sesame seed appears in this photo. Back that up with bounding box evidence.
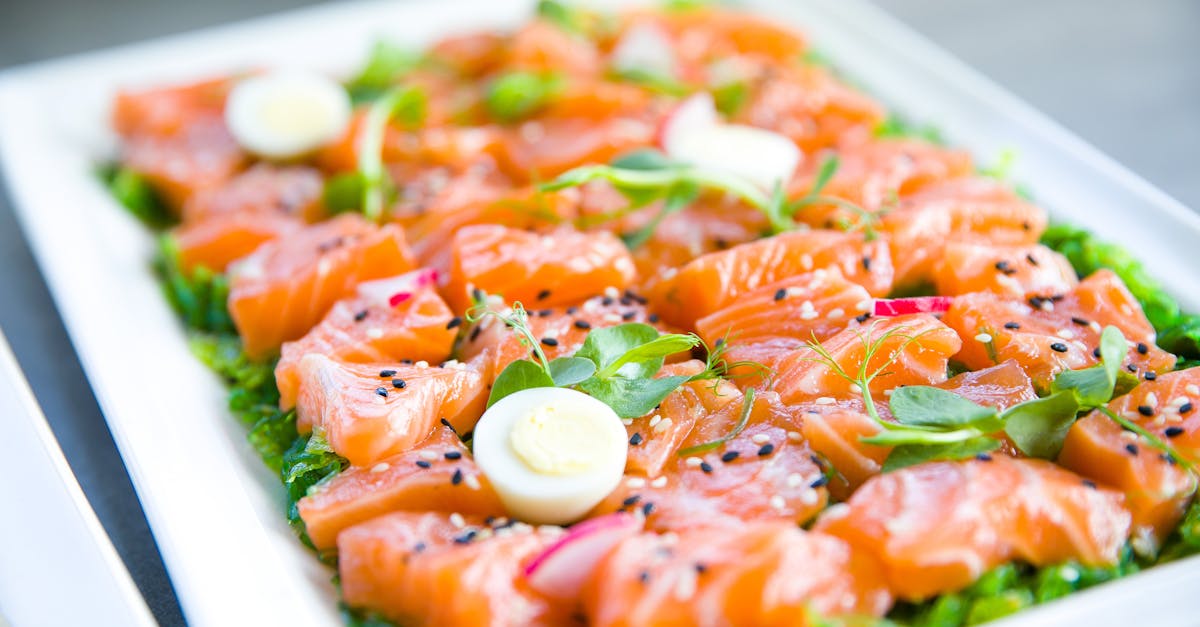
[648,314,660,323]
[1004,321,1021,330]
[440,418,457,433]
[1145,371,1158,381]
[354,310,369,322]
[1165,426,1185,438]
[721,451,739,463]
[975,453,993,462]
[1126,364,1138,373]
[402,359,413,365]
[694,563,708,574]
[1136,342,1149,355]
[375,387,389,398]
[446,316,463,330]
[469,325,483,342]
[810,475,830,488]
[566,306,579,315]
[415,460,432,469]
[1026,253,1040,266]
[699,462,714,474]
[620,296,633,307]
[601,296,615,306]
[413,541,427,553]
[451,469,464,486]
[538,309,553,317]
[757,443,775,457]
[1124,443,1139,456]
[380,369,397,377]
[1092,347,1103,359]
[622,311,637,321]
[641,502,655,516]
[471,288,486,302]
[1182,403,1194,414]
[629,433,644,446]
[392,379,407,389]
[574,319,592,330]
[1070,317,1090,326]
[1050,342,1069,353]
[855,313,871,323]
[774,288,787,302]
[444,451,462,460]
[536,289,552,300]
[1137,405,1155,417]
[994,260,1017,275]
[1021,221,1032,231]
[1082,479,1098,489]
[622,495,641,507]
[638,571,651,584]
[861,256,872,271]
[454,530,476,544]
[540,337,559,347]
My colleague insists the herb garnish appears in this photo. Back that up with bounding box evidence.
[485,72,565,122]
[465,300,750,418]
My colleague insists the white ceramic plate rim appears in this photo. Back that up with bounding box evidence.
[0,1,1198,625]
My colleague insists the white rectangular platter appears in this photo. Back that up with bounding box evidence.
[1,1,1198,625]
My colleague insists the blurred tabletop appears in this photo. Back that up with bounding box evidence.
[0,1,1196,625]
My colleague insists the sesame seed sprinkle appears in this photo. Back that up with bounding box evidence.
[721,451,739,463]
[627,477,647,489]
[629,433,644,446]
[449,513,465,528]
[415,460,432,469]
[769,495,786,510]
[375,387,389,398]
[419,450,439,461]
[757,443,775,456]
[464,474,481,490]
[699,462,714,473]
[392,379,406,389]
[540,337,559,347]
[774,288,787,302]
[370,463,389,473]
[451,469,464,485]
[751,434,771,445]
[651,476,668,488]
[815,396,836,405]
[446,316,463,330]
[444,451,462,460]
[1165,426,1184,438]
[974,333,993,343]
[379,369,397,377]
[354,310,369,322]
[1050,342,1069,353]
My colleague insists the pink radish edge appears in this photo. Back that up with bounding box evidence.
[872,296,953,317]
[355,268,440,308]
[523,512,644,600]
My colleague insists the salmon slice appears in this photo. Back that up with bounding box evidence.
[647,230,894,330]
[798,360,1035,498]
[694,267,874,360]
[173,214,300,274]
[623,7,809,76]
[879,177,1047,289]
[622,361,742,478]
[770,314,962,405]
[584,522,893,627]
[933,242,1078,297]
[444,224,638,312]
[180,163,325,225]
[276,270,458,410]
[429,31,507,78]
[293,353,487,466]
[227,214,417,359]
[112,76,231,139]
[339,511,569,627]
[789,139,973,229]
[120,115,247,210]
[1058,413,1196,553]
[942,269,1175,388]
[506,18,603,75]
[493,115,657,182]
[1106,366,1200,464]
[734,62,885,154]
[298,427,505,549]
[815,456,1131,600]
[595,390,830,532]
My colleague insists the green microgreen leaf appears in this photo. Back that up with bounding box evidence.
[578,374,692,419]
[677,388,756,456]
[347,41,422,102]
[488,359,556,407]
[485,72,565,122]
[1001,390,1080,459]
[711,80,748,117]
[621,181,699,249]
[574,323,663,377]
[873,113,944,144]
[99,164,174,229]
[358,84,427,222]
[1051,326,1127,409]
[610,68,690,96]
[548,356,597,386]
[888,386,999,429]
[611,148,679,171]
[466,301,551,373]
[322,172,366,214]
[882,436,1001,472]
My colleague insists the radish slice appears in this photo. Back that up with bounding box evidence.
[657,92,720,152]
[523,512,643,599]
[356,268,439,308]
[659,93,802,190]
[872,296,953,317]
[611,22,677,79]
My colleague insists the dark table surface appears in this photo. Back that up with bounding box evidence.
[1,1,1196,625]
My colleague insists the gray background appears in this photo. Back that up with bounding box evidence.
[0,1,1196,625]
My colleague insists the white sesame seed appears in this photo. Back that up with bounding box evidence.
[800,300,816,312]
[1089,321,1102,333]
[661,532,679,546]
[822,503,851,520]
[769,495,787,511]
[974,333,993,343]
[653,418,674,433]
[883,389,894,396]
[626,477,647,489]
[673,571,697,601]
[751,433,771,445]
[464,474,481,490]
[604,286,620,299]
[800,489,819,505]
[370,463,390,473]
[801,311,819,320]
[812,269,828,280]
[649,414,662,427]
[366,327,384,339]
[856,299,874,312]
[414,360,429,369]
[1119,430,1139,442]
[1057,329,1075,340]
[651,476,668,488]
[786,473,804,488]
[685,456,703,467]
[1188,385,1200,396]
[787,431,802,442]
[621,418,634,426]
[827,308,845,320]
[1172,396,1191,407]
[815,396,836,405]
[602,313,622,324]
[1145,392,1158,408]
[538,525,566,536]
[449,513,465,528]
[1040,301,1055,312]
[419,450,439,461]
